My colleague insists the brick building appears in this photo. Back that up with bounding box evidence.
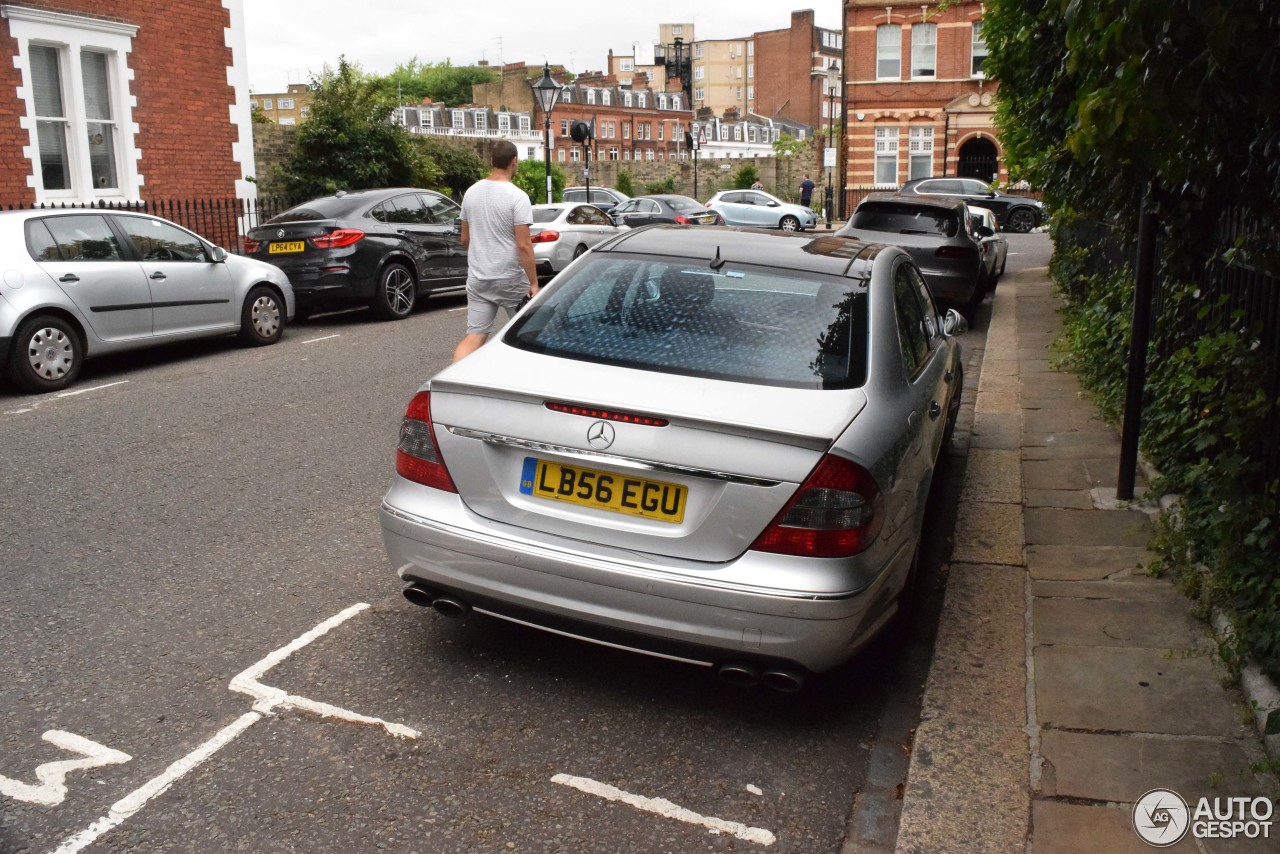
[249,83,313,126]
[843,0,998,191]
[0,1,255,205]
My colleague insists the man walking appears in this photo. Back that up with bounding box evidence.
[451,140,539,362]
[799,174,816,208]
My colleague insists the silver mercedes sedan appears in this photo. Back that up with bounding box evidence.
[380,226,967,690]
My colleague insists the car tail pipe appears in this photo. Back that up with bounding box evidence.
[402,583,472,618]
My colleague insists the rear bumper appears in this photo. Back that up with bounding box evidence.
[267,264,374,305]
[920,267,982,306]
[379,479,908,673]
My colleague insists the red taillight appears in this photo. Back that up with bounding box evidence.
[705,202,713,207]
[751,455,883,557]
[243,237,261,253]
[935,245,976,260]
[673,215,691,224]
[531,230,560,244]
[395,391,457,492]
[311,228,365,249]
[545,401,669,427]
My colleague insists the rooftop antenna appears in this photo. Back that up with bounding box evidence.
[710,247,725,270]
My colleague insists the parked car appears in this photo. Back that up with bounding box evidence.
[836,193,991,321]
[380,226,968,690]
[563,186,630,214]
[898,177,1045,233]
[969,205,1008,291]
[609,195,724,228]
[245,188,466,321]
[530,203,627,280]
[0,209,293,393]
[704,189,819,232]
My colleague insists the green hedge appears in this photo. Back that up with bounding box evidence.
[1050,218,1280,678]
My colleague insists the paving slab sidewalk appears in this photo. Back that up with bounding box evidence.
[892,269,1277,854]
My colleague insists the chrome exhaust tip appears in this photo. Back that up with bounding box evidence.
[402,583,437,608]
[760,669,806,693]
[430,596,472,619]
[716,662,761,688]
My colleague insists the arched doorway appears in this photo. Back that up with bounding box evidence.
[957,137,998,183]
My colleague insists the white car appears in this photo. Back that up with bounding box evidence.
[704,189,819,232]
[530,203,626,280]
[968,205,1008,290]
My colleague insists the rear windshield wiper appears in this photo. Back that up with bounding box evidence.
[898,229,940,235]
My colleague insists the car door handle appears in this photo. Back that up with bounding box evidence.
[59,273,79,283]
[929,401,942,420]
[150,271,167,280]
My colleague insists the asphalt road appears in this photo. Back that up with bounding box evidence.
[0,232,1050,854]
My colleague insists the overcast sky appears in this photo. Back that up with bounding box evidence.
[243,1,842,93]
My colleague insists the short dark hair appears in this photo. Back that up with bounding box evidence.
[491,140,518,169]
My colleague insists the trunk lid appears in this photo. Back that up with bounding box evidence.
[426,344,867,562]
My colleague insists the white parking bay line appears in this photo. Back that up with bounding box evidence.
[51,603,417,854]
[551,774,776,846]
[57,380,129,397]
[301,334,341,344]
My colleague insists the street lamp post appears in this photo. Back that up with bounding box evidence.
[529,64,564,204]
[824,59,840,228]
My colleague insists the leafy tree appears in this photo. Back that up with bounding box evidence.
[644,176,677,195]
[377,58,498,105]
[250,104,270,125]
[415,136,486,200]
[279,57,439,199]
[730,164,759,190]
[513,159,567,203]
[772,133,812,158]
[615,170,636,198]
[984,0,1280,260]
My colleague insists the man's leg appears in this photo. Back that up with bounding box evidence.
[452,332,488,362]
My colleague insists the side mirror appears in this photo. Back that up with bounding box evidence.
[767,201,781,207]
[943,308,968,336]
[986,191,997,198]
[210,246,228,263]
[977,225,994,238]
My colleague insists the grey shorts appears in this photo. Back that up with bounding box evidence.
[465,275,529,335]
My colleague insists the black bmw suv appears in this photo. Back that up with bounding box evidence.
[898,177,1045,233]
[246,188,467,321]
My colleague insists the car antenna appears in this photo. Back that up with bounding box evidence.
[709,246,725,270]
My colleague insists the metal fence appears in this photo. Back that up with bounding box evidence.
[1152,210,1280,481]
[3,196,300,254]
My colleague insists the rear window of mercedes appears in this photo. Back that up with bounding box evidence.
[505,254,868,390]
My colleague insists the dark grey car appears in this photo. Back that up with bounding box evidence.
[836,194,991,321]
[245,188,467,321]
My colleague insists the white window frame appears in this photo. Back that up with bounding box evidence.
[623,91,632,107]
[972,22,989,78]
[876,25,901,80]
[498,113,511,132]
[518,115,530,132]
[671,95,681,110]
[908,126,934,180]
[586,89,596,105]
[620,59,633,72]
[694,65,704,81]
[602,89,611,106]
[874,126,899,187]
[911,23,937,79]
[637,93,646,108]
[279,97,294,110]
[4,6,141,202]
[474,110,487,131]
[262,98,272,110]
[451,109,465,129]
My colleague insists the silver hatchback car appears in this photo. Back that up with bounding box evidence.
[381,227,966,690]
[0,209,294,392]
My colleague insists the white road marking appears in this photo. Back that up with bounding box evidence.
[447,306,467,312]
[301,334,341,344]
[4,380,129,415]
[551,773,776,846]
[229,602,418,739]
[50,713,260,854]
[0,731,132,807]
[56,380,129,397]
[50,603,418,854]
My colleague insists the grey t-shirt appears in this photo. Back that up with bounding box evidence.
[460,179,533,282]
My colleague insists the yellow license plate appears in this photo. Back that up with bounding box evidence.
[519,457,687,524]
[269,241,304,254]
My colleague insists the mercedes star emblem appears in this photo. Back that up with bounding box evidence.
[586,421,615,450]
